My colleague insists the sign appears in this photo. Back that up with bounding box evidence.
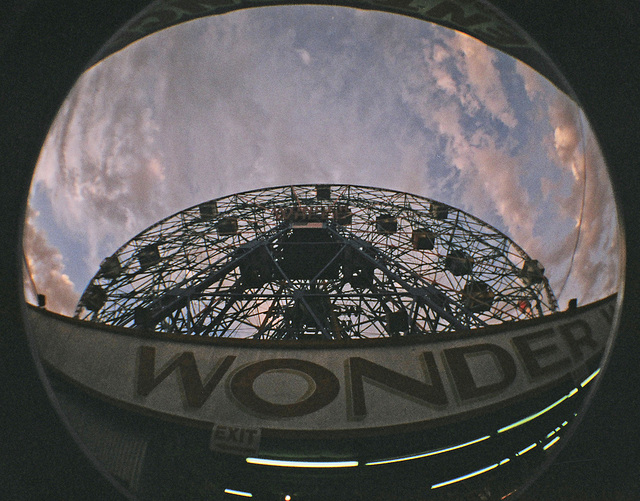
[210,424,261,454]
[26,296,615,437]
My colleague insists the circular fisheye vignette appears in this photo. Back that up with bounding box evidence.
[20,1,625,500]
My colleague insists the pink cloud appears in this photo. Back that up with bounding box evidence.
[543,96,621,303]
[22,206,79,316]
[448,32,518,128]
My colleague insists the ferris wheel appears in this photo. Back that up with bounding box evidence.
[75,184,557,340]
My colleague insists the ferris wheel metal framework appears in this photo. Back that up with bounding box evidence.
[75,184,557,340]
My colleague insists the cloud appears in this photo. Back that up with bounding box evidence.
[447,32,518,129]
[389,29,534,234]
[515,60,548,101]
[34,55,171,276]
[296,48,311,65]
[22,205,79,315]
[32,8,436,297]
[29,5,620,315]
[386,25,620,307]
[549,95,582,172]
[543,96,621,303]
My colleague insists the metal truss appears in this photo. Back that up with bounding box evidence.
[75,185,557,339]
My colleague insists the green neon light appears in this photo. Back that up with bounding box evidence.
[431,462,499,489]
[365,435,491,466]
[498,385,580,434]
[580,368,600,387]
[497,395,567,433]
[543,436,560,450]
[516,443,537,456]
[224,488,253,498]
[246,457,358,468]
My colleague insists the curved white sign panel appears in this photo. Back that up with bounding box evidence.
[26,297,614,438]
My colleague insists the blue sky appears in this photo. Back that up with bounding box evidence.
[24,5,621,315]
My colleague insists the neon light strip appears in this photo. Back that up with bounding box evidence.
[547,420,569,439]
[246,457,358,468]
[431,462,499,489]
[498,386,579,434]
[581,368,600,388]
[224,489,253,498]
[365,435,491,466]
[543,436,560,450]
[499,458,511,465]
[516,443,537,456]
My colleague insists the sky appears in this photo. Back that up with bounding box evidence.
[23,5,622,316]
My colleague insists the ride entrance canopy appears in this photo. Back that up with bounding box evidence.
[22,3,623,500]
